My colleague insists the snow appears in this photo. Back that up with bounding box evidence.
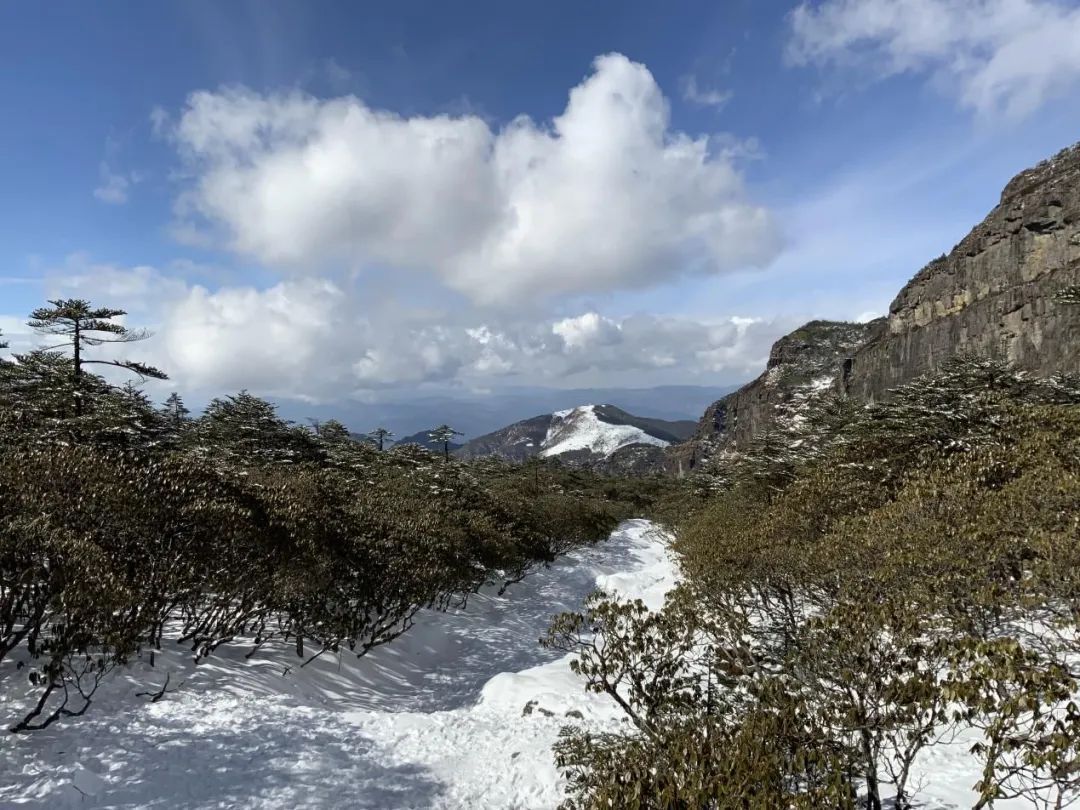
[0,516,1049,809]
[0,519,677,809]
[540,405,669,459]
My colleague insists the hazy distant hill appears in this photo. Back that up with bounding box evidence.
[394,430,464,453]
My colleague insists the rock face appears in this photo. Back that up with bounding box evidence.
[669,320,879,472]
[674,140,1080,471]
[454,415,552,463]
[845,142,1080,400]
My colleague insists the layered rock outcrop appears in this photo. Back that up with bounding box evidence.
[673,140,1080,472]
[845,142,1080,400]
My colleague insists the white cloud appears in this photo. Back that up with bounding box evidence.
[150,282,791,395]
[46,255,189,306]
[165,53,779,305]
[93,162,141,205]
[161,279,348,396]
[680,75,733,110]
[4,258,793,400]
[344,309,787,390]
[552,312,623,350]
[787,0,1080,118]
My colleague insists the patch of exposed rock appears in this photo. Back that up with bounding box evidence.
[668,320,879,473]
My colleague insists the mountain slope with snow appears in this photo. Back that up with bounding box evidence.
[455,404,695,466]
[540,405,671,458]
[0,519,1048,808]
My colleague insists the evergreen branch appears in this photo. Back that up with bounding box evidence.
[81,359,169,380]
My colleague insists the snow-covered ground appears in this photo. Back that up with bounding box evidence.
[0,518,1046,809]
[541,405,669,458]
[0,519,676,809]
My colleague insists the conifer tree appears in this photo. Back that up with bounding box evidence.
[197,390,320,465]
[368,426,393,451]
[161,392,190,430]
[310,418,352,443]
[428,424,463,461]
[28,299,166,416]
[0,327,7,350]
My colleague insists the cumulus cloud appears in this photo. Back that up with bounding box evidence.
[165,53,779,305]
[342,309,785,390]
[787,0,1080,118]
[160,279,349,396]
[47,256,189,306]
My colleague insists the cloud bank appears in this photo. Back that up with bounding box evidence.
[11,259,791,401]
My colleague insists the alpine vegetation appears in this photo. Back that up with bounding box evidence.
[7,6,1080,804]
[0,299,652,734]
[546,358,1080,809]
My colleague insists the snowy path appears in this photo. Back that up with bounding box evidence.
[0,519,677,809]
[0,518,1045,809]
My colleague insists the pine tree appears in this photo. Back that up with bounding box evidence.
[28,299,166,416]
[310,418,352,443]
[0,327,7,350]
[368,426,394,451]
[427,424,463,461]
[161,392,190,429]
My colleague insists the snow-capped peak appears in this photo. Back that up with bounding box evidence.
[539,405,670,459]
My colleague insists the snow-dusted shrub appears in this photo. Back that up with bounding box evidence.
[551,361,1080,809]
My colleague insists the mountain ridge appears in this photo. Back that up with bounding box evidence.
[456,404,695,466]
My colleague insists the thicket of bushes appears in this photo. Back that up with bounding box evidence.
[547,359,1080,809]
[0,307,664,733]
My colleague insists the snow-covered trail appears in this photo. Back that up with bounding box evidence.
[0,519,677,809]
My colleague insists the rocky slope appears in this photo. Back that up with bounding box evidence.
[456,404,695,467]
[673,140,1080,472]
[845,142,1080,400]
[452,416,552,463]
[668,320,879,473]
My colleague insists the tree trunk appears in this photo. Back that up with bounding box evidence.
[861,728,882,810]
[73,321,82,418]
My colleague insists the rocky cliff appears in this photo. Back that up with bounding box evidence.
[845,142,1080,400]
[674,140,1080,472]
[669,320,879,472]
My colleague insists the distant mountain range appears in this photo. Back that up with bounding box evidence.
[274,384,738,444]
[455,404,696,468]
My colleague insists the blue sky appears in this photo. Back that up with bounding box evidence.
[3,0,1080,411]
